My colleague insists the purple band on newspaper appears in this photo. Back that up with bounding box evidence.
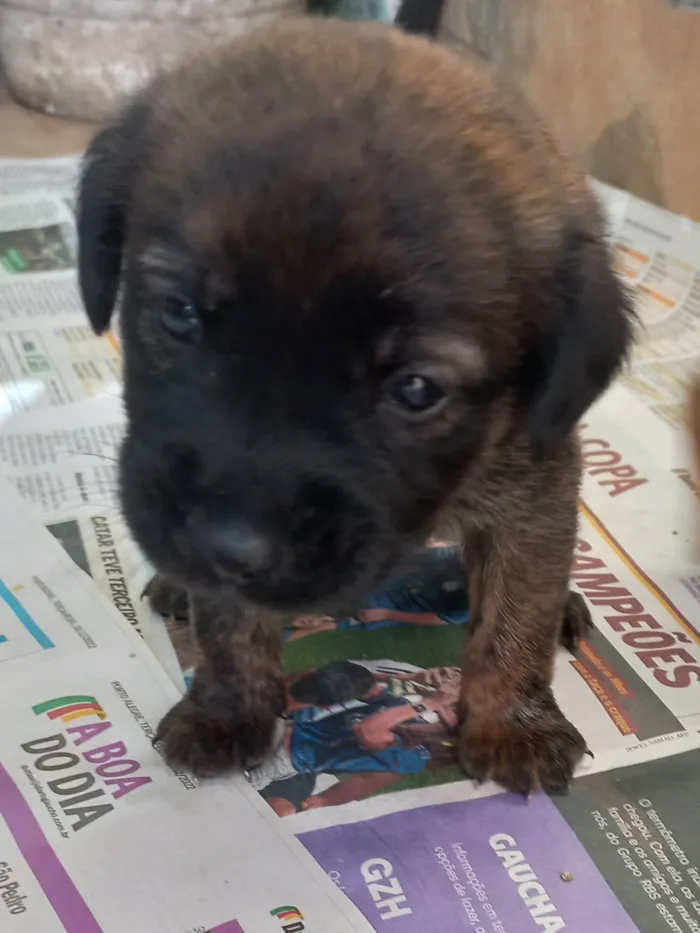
[301,793,639,932]
[208,922,244,932]
[0,762,103,932]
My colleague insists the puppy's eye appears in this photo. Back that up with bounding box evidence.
[389,373,447,415]
[159,298,201,343]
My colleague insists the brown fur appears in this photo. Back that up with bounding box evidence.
[78,18,631,793]
[155,597,286,775]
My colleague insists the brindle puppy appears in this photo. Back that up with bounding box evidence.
[78,18,631,793]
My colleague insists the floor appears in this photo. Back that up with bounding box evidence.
[0,85,93,158]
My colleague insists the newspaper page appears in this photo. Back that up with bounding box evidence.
[0,154,79,200]
[0,394,184,687]
[0,173,161,679]
[299,751,700,933]
[0,185,121,416]
[592,179,700,430]
[0,473,371,933]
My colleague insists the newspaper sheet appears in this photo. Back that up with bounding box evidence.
[0,474,371,933]
[0,395,183,687]
[0,155,79,200]
[592,179,700,430]
[3,156,700,932]
[0,175,121,417]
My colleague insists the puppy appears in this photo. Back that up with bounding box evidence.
[77,18,632,793]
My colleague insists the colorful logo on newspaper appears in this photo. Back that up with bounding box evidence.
[33,695,107,724]
[19,694,153,836]
[271,906,305,932]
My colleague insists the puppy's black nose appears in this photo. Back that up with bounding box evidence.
[196,521,273,580]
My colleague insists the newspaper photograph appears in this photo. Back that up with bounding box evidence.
[0,192,75,271]
[2,156,700,932]
[246,517,700,829]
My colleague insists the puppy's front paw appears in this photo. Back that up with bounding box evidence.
[458,690,588,794]
[154,695,277,777]
[560,590,593,654]
[143,573,190,622]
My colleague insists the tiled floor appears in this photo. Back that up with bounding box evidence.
[0,86,94,158]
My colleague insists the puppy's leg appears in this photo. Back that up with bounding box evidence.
[458,461,588,794]
[143,573,190,622]
[154,595,286,777]
[560,591,593,654]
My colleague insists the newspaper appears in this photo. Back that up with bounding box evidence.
[0,165,121,417]
[0,155,79,200]
[3,154,700,932]
[592,179,700,430]
[0,173,175,681]
[0,473,371,933]
[0,395,184,687]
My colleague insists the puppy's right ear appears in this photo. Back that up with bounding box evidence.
[77,97,151,334]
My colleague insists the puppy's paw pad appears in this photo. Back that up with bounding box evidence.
[154,697,276,778]
[458,693,587,795]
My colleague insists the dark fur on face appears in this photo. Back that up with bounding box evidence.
[78,18,632,792]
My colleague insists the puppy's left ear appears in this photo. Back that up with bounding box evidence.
[528,227,634,458]
[77,95,151,334]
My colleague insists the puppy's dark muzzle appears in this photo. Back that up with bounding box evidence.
[177,489,383,611]
[185,514,273,585]
[121,433,397,612]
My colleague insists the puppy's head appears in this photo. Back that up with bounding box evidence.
[78,19,632,613]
